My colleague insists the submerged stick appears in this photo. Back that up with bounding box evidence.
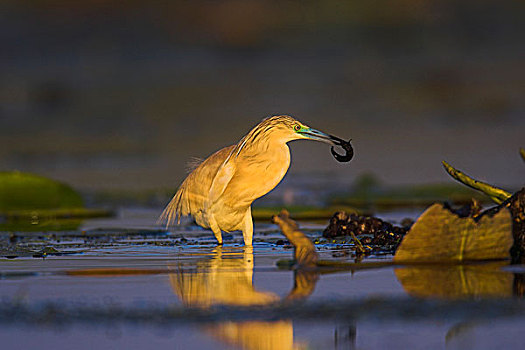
[442,161,511,204]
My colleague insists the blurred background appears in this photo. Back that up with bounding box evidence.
[1,0,524,204]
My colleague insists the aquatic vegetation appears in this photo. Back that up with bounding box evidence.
[442,161,511,204]
[0,171,112,231]
[0,171,83,211]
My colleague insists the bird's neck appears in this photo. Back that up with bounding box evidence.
[242,136,290,156]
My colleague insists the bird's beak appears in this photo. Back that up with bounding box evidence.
[299,127,343,146]
[299,126,354,162]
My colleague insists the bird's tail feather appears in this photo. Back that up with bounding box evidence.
[158,182,187,228]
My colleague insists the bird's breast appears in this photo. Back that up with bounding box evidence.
[221,144,291,207]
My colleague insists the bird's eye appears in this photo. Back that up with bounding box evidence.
[294,125,301,132]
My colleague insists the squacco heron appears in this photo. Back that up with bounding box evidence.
[160,115,351,245]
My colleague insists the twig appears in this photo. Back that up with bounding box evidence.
[348,231,366,254]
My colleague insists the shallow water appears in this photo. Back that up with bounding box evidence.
[1,209,525,349]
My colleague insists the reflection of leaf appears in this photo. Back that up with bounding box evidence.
[395,262,513,299]
[394,204,513,262]
[0,218,81,232]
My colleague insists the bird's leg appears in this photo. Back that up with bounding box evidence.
[208,216,223,245]
[213,229,223,245]
[242,208,253,246]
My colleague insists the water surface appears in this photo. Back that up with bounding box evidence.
[1,209,524,349]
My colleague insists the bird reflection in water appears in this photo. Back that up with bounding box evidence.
[169,246,317,350]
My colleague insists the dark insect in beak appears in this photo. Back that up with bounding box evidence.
[329,136,353,162]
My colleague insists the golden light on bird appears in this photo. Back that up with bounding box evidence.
[160,115,352,245]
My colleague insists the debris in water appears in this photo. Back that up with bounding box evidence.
[323,211,408,253]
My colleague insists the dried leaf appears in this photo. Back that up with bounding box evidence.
[394,204,513,262]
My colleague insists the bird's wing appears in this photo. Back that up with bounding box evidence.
[159,146,235,227]
[205,154,236,210]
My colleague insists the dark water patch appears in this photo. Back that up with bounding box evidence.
[1,297,525,326]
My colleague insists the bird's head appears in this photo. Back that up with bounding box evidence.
[262,115,341,145]
[241,115,353,162]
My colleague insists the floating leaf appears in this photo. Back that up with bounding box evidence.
[0,172,113,230]
[0,171,83,211]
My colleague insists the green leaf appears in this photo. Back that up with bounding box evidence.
[0,171,83,211]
